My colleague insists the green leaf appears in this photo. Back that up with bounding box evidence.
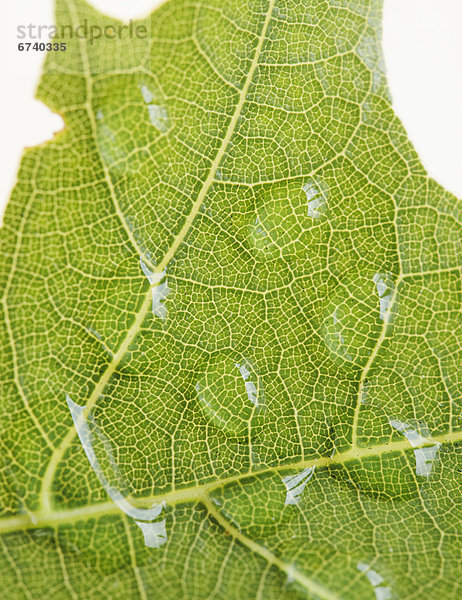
[1,0,461,598]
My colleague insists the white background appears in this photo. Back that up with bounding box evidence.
[1,0,461,224]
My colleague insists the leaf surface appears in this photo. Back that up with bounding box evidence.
[1,0,461,598]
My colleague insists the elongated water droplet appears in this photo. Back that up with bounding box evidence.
[135,519,168,548]
[329,452,419,501]
[66,395,163,521]
[139,82,170,133]
[330,418,438,500]
[322,272,397,369]
[282,466,316,505]
[195,352,264,437]
[140,257,170,320]
[373,272,397,323]
[248,178,329,258]
[389,419,440,477]
[97,118,128,170]
[303,180,328,219]
[357,563,392,600]
[140,85,154,104]
[147,105,169,132]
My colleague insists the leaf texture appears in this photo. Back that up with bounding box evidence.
[0,0,461,598]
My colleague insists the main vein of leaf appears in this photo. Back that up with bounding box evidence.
[5,429,461,536]
[39,0,276,513]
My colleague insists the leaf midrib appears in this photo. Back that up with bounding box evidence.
[39,0,277,513]
[5,429,460,536]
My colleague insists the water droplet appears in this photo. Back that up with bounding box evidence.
[147,105,169,132]
[67,395,170,559]
[66,395,163,521]
[389,420,440,477]
[373,273,397,323]
[248,178,329,258]
[195,352,264,437]
[139,83,170,133]
[282,466,316,505]
[322,272,397,369]
[357,563,392,600]
[285,563,297,585]
[86,326,102,340]
[361,379,370,404]
[97,120,128,169]
[135,519,168,548]
[140,258,170,320]
[329,418,439,500]
[94,78,171,177]
[140,85,154,104]
[329,451,419,501]
[303,181,328,219]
